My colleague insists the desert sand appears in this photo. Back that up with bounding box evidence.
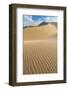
[23,23,57,74]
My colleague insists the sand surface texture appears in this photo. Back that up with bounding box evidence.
[23,24,57,74]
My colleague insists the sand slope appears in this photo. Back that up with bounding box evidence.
[24,24,57,40]
[23,24,57,74]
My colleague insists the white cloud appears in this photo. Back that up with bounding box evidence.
[23,16,34,27]
[34,18,44,26]
[44,17,57,22]
[23,16,57,27]
[34,16,57,25]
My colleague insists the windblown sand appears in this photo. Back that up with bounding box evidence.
[23,24,57,74]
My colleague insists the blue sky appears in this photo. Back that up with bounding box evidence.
[32,16,44,21]
[23,15,57,27]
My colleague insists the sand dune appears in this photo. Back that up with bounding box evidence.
[23,24,57,74]
[24,24,57,40]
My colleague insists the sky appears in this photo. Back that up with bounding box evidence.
[23,15,57,27]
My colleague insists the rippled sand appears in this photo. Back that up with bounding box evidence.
[23,24,57,74]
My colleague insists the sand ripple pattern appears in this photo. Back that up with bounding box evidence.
[23,39,57,74]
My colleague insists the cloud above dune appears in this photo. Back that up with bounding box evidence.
[44,16,57,22]
[23,15,57,27]
[23,16,34,27]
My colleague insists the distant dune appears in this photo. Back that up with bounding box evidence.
[23,23,57,74]
[38,22,48,26]
[38,22,57,27]
[24,24,57,40]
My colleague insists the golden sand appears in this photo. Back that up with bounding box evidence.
[23,24,57,74]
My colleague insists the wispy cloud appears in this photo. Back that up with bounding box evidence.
[44,16,57,22]
[23,16,34,27]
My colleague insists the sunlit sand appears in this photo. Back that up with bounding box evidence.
[23,24,57,74]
